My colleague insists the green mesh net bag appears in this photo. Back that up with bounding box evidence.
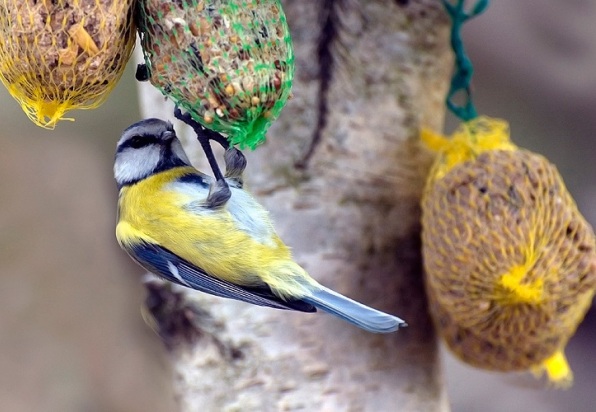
[421,117,596,386]
[136,0,294,149]
[0,0,136,129]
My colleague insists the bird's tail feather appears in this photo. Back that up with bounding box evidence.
[302,286,406,333]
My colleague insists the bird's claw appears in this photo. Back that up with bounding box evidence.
[206,179,232,208]
[224,147,247,185]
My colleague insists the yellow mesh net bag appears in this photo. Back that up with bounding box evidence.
[421,117,596,387]
[0,0,136,129]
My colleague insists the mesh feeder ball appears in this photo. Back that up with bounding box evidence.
[136,0,294,149]
[421,117,596,386]
[0,0,136,128]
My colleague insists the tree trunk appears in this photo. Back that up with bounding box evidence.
[136,1,452,410]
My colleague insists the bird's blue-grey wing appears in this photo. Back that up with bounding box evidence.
[129,241,316,312]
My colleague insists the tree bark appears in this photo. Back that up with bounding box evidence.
[136,1,452,410]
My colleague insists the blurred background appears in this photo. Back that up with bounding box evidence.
[0,64,176,410]
[0,1,595,411]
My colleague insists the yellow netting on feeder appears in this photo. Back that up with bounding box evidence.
[421,116,596,387]
[0,0,136,129]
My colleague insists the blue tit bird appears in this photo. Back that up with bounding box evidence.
[114,118,406,333]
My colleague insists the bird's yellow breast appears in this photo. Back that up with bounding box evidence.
[116,167,291,285]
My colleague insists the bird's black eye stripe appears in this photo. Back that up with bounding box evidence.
[129,135,149,149]
[119,134,160,151]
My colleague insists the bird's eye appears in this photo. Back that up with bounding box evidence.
[129,135,147,149]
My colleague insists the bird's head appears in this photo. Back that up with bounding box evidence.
[114,118,191,187]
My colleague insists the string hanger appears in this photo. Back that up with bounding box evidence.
[442,0,489,122]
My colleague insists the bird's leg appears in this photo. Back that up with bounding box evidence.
[173,107,230,149]
[174,108,247,187]
[197,138,232,208]
[174,107,231,208]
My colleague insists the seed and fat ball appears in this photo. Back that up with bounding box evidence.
[421,117,596,386]
[136,0,294,149]
[0,0,136,128]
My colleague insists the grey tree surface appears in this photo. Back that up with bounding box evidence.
[137,1,452,410]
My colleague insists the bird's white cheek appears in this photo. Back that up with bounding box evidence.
[114,147,161,183]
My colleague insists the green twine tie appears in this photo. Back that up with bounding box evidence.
[443,0,490,122]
